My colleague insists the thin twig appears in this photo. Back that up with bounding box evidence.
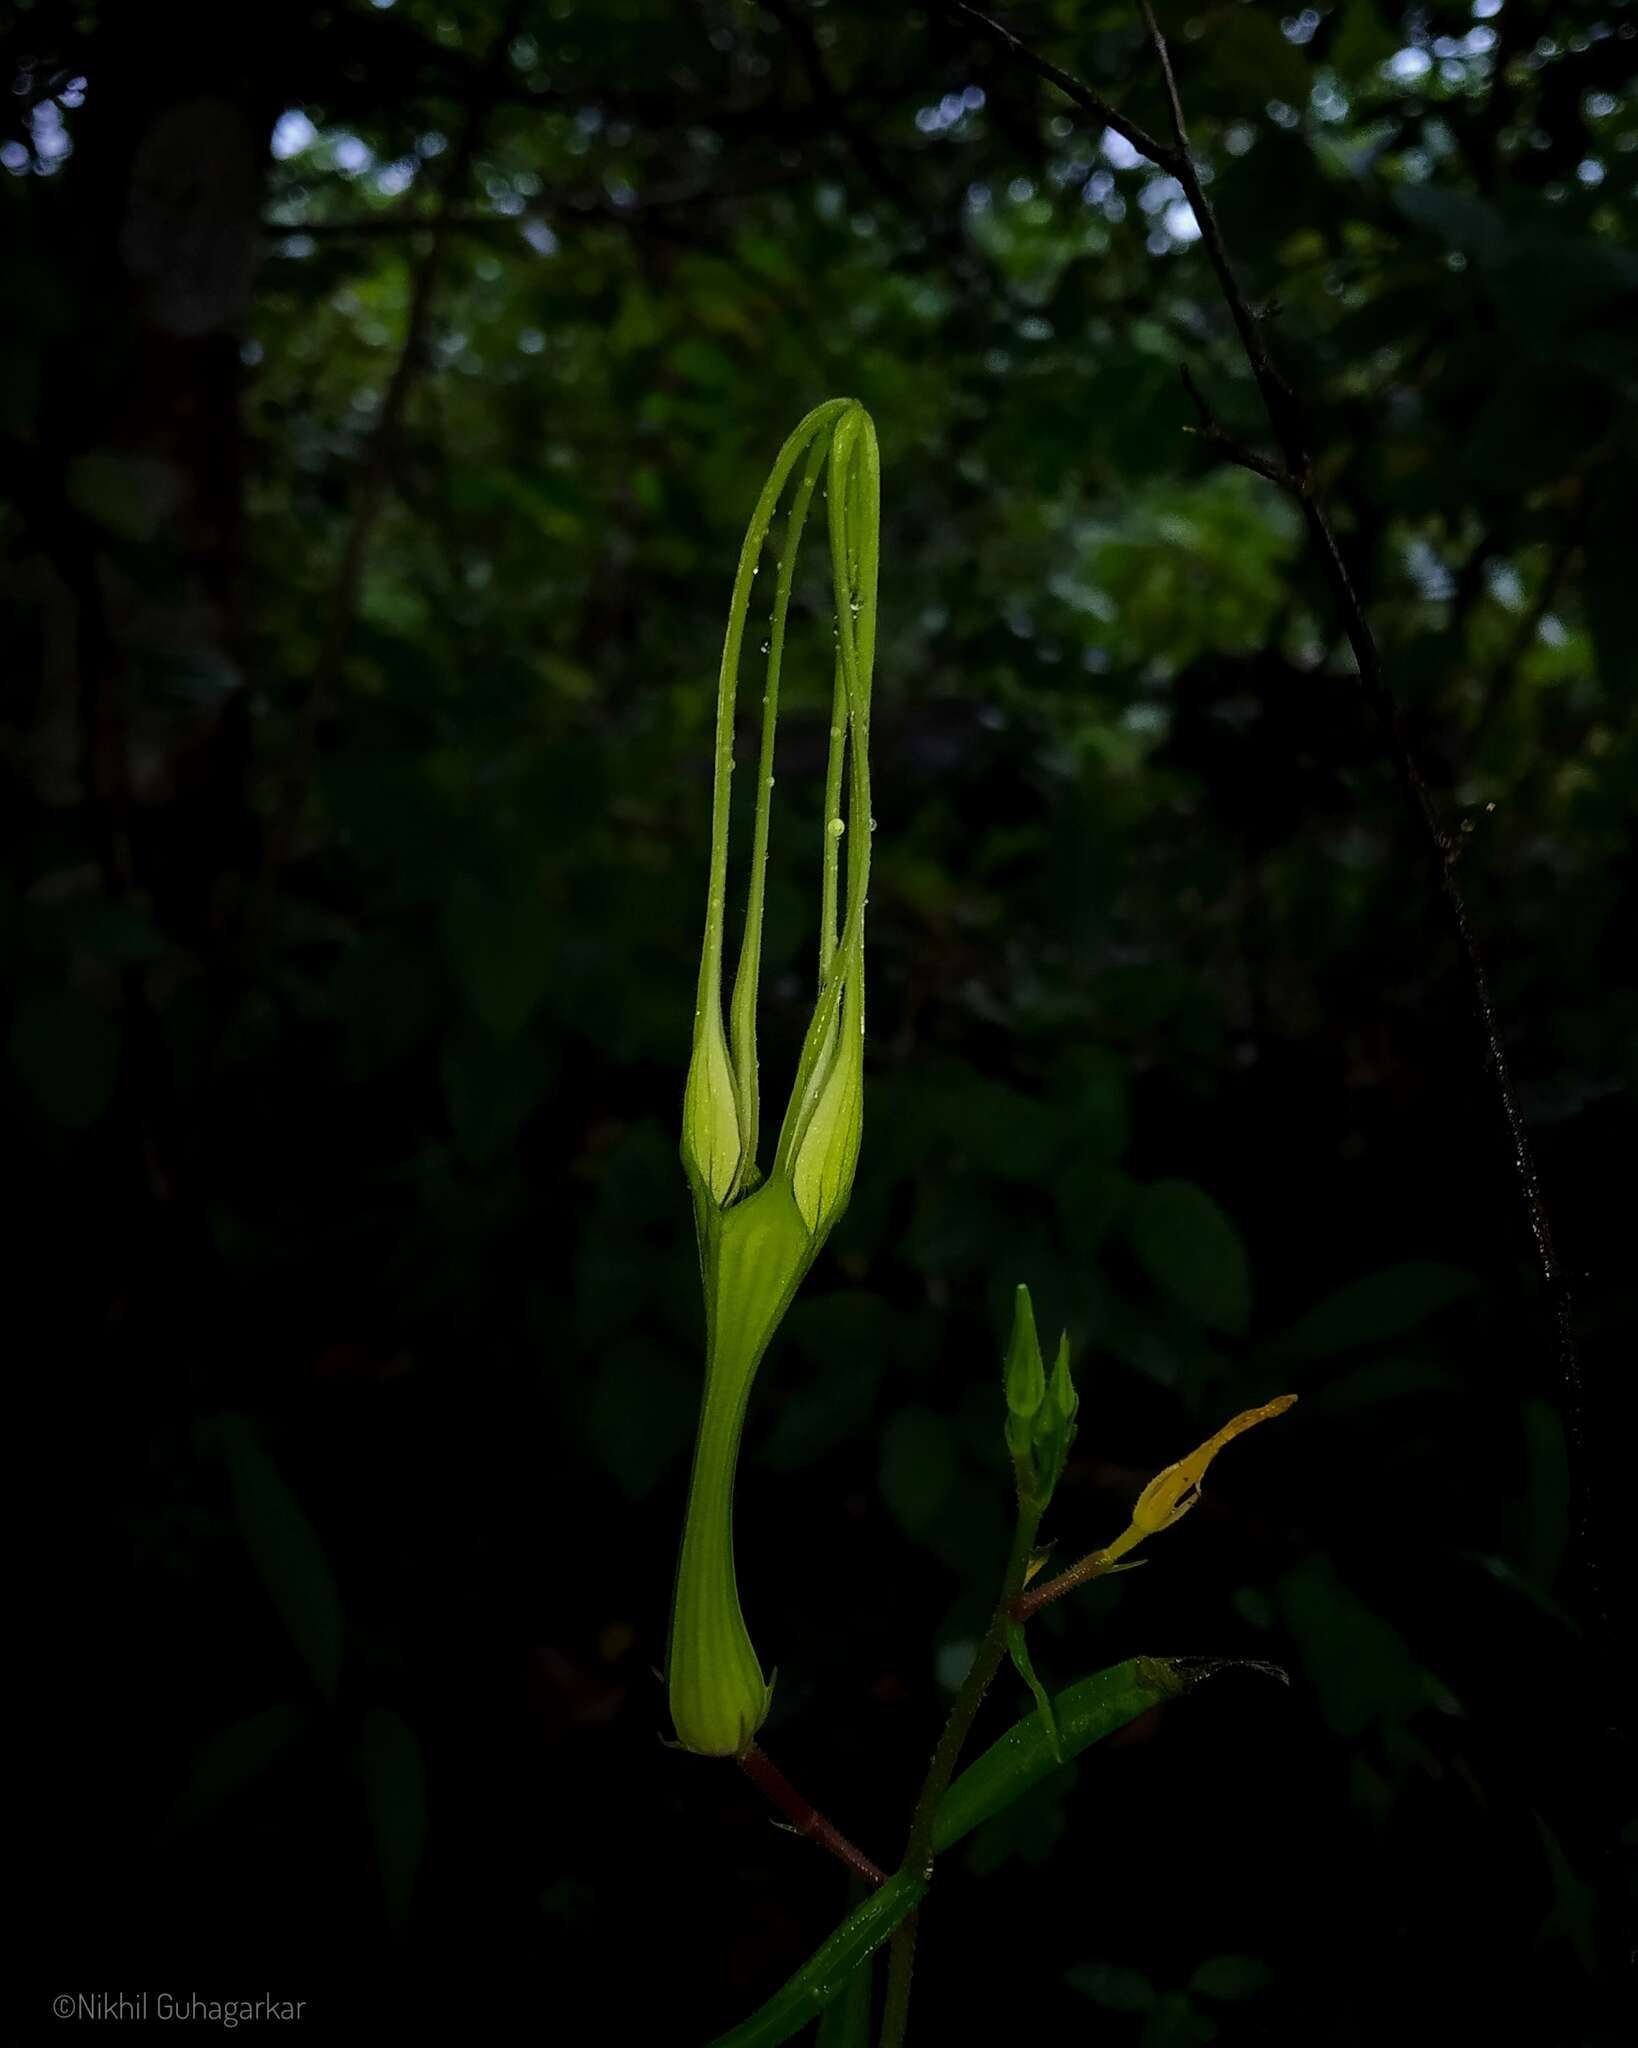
[737,1744,889,1888]
[257,0,525,889]
[1178,364,1297,490]
[940,1,1177,174]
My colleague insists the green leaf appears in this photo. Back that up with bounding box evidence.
[162,1704,314,1836]
[65,450,183,541]
[878,1407,959,1536]
[964,1767,1072,1876]
[1067,1962,1157,2013]
[931,1657,1258,1854]
[1141,1990,1218,2048]
[1204,3,1313,107]
[1275,1555,1423,1738]
[1129,1180,1252,1334]
[1188,1954,1275,2001]
[10,989,121,1130]
[710,1659,1275,2047]
[1264,1262,1478,1365]
[440,1024,552,1165]
[812,1887,876,2047]
[589,1343,698,1499]
[442,875,554,1040]
[708,1872,926,2048]
[1006,1621,1063,1761]
[361,1707,427,1933]
[219,1418,344,1702]
[1329,0,1398,78]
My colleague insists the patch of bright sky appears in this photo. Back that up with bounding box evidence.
[1101,126,1143,171]
[272,110,318,160]
[919,85,985,134]
[29,98,73,169]
[1385,47,1433,84]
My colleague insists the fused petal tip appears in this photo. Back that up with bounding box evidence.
[1131,1393,1298,1536]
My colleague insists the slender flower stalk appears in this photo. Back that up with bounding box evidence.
[1014,1394,1298,1619]
[669,400,881,1759]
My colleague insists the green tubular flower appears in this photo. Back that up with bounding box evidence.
[669,399,880,1758]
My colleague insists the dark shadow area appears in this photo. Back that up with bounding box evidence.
[9,2,1634,2042]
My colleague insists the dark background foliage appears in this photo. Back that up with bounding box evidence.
[10,0,1635,2041]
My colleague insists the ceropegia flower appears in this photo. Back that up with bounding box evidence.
[1100,1393,1298,1568]
[668,399,880,1758]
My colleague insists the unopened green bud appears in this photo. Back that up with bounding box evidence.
[1049,1330,1077,1426]
[681,1000,742,1207]
[788,982,864,1239]
[1004,1284,1045,1418]
[1026,1332,1077,1504]
[1003,1284,1046,1469]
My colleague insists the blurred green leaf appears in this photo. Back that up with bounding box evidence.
[1129,1180,1252,1335]
[361,1706,427,1934]
[1006,1621,1063,1763]
[10,989,121,1129]
[442,875,555,1039]
[878,1407,959,1536]
[440,1023,552,1164]
[1276,1555,1425,1739]
[812,1905,874,2048]
[1264,1262,1478,1366]
[964,1766,1072,1875]
[1188,1953,1275,2001]
[163,1704,314,1836]
[1140,1990,1218,2048]
[219,1419,344,1703]
[1067,1961,1157,2013]
[590,1343,698,1499]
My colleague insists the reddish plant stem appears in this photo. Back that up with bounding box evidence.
[737,1743,888,1889]
[1011,1545,1122,1622]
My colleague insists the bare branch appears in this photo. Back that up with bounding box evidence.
[939,1,1178,174]
[1178,364,1299,491]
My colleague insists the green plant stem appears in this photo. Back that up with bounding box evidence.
[878,1496,1046,2048]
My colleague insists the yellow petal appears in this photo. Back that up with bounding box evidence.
[1131,1394,1297,1535]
